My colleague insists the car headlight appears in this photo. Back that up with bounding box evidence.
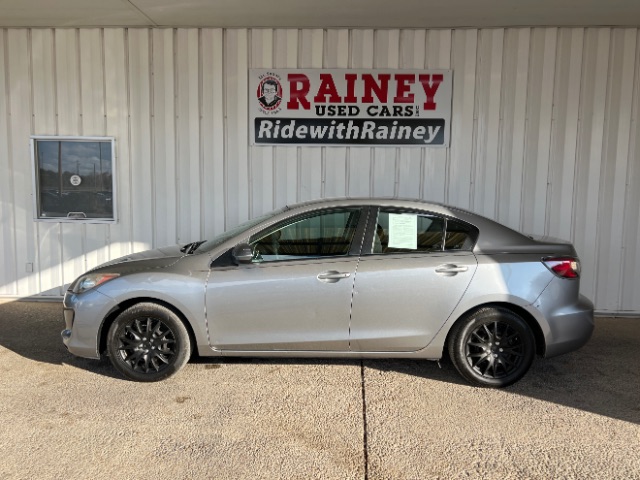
[70,273,120,294]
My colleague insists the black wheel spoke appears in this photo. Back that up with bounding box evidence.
[472,352,491,366]
[124,326,142,341]
[482,324,493,339]
[124,349,144,364]
[467,352,486,358]
[153,321,164,337]
[118,334,139,349]
[135,319,144,334]
[499,356,517,367]
[480,359,492,376]
[153,352,171,365]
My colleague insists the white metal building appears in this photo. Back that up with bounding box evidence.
[0,1,639,314]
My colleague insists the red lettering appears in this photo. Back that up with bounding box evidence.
[419,74,443,110]
[362,74,390,103]
[287,74,311,110]
[344,74,358,103]
[393,74,415,103]
[313,74,342,104]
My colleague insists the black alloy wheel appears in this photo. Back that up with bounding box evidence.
[107,302,191,382]
[448,307,535,388]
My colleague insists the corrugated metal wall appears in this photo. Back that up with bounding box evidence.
[0,27,638,313]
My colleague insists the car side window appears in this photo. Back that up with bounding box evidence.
[444,219,477,251]
[373,210,445,254]
[250,208,361,262]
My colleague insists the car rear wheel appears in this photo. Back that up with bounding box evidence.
[448,307,535,388]
[107,302,191,382]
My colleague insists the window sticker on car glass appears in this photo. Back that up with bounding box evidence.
[388,214,417,249]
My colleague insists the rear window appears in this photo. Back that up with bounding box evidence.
[373,211,445,254]
[372,209,477,254]
[444,218,478,251]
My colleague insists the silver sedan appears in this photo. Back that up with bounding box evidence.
[62,198,594,387]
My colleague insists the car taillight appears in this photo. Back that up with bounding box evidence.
[543,257,580,278]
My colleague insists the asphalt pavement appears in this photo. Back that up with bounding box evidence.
[0,300,639,479]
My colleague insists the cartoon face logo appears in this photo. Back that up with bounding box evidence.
[257,77,282,111]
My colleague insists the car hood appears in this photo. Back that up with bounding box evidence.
[89,245,186,271]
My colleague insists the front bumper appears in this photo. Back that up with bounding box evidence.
[62,288,118,359]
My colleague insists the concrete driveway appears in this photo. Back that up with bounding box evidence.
[0,300,639,479]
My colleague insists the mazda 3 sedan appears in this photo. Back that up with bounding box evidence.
[62,198,594,387]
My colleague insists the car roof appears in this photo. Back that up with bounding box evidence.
[282,197,569,255]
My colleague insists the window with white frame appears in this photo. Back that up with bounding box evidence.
[31,136,116,223]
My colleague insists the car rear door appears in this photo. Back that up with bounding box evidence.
[206,207,366,351]
[349,208,478,352]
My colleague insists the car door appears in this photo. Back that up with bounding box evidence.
[349,208,478,352]
[206,207,366,351]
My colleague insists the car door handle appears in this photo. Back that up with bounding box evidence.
[317,271,352,283]
[435,264,468,275]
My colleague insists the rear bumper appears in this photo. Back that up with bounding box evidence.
[538,293,595,358]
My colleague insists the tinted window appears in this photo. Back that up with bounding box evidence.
[444,219,477,251]
[250,209,361,262]
[373,210,445,254]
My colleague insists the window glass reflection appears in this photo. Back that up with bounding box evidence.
[35,139,114,220]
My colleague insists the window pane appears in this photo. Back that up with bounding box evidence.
[35,139,114,221]
[251,209,361,262]
[444,219,477,251]
[374,210,444,254]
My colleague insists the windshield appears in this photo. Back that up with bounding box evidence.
[195,207,287,253]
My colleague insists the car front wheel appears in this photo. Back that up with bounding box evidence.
[107,302,191,382]
[448,307,535,388]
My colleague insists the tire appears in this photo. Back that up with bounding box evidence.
[107,302,191,382]
[448,307,535,388]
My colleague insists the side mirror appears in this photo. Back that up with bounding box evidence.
[232,243,254,265]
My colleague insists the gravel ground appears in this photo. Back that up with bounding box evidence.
[0,300,638,479]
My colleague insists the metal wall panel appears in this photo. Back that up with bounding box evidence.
[621,33,640,312]
[0,30,16,295]
[225,29,250,228]
[248,29,275,216]
[573,28,610,306]
[127,29,153,253]
[151,28,177,248]
[31,28,62,296]
[0,26,639,314]
[497,28,529,231]
[103,28,132,261]
[7,30,36,295]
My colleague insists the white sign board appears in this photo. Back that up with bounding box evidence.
[388,214,417,249]
[249,69,452,147]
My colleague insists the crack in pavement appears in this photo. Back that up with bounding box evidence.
[360,359,369,480]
